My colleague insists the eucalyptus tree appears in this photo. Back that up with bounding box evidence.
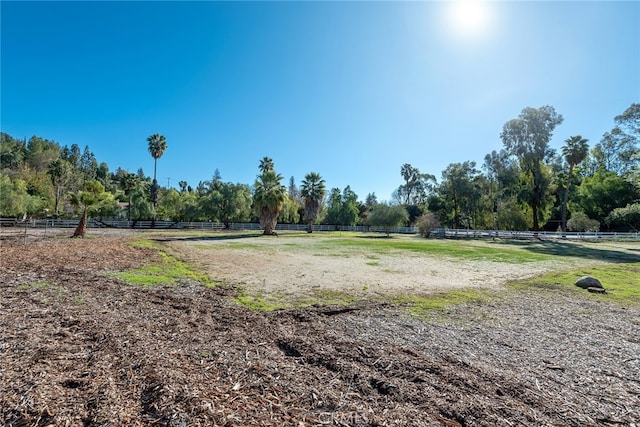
[288,176,300,202]
[560,135,589,232]
[483,150,521,230]
[340,186,360,226]
[325,188,342,226]
[300,172,326,233]
[500,106,564,230]
[325,186,360,227]
[589,104,639,177]
[47,158,72,216]
[253,160,287,235]
[147,133,167,207]
[365,192,378,208]
[438,161,482,229]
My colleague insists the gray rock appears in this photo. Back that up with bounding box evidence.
[575,276,603,289]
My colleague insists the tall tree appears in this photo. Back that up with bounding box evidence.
[288,176,300,202]
[96,162,110,188]
[339,186,360,226]
[590,128,637,176]
[483,150,521,230]
[439,161,482,229]
[500,106,564,230]
[394,163,436,206]
[588,104,640,178]
[120,172,143,221]
[80,145,98,183]
[325,188,343,226]
[365,192,378,208]
[325,186,360,227]
[47,158,72,216]
[560,135,589,232]
[253,160,287,235]
[300,172,326,233]
[147,133,167,207]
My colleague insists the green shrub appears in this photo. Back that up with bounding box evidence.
[416,212,441,237]
[567,211,600,232]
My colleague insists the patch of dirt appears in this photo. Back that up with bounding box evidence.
[163,235,571,298]
[1,229,639,426]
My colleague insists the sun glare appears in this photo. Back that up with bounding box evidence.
[448,1,492,40]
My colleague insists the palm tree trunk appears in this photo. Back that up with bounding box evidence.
[561,164,574,233]
[307,219,313,233]
[54,188,61,216]
[153,158,158,184]
[260,207,277,235]
[72,208,88,238]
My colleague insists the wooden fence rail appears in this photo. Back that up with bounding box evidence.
[1,218,638,240]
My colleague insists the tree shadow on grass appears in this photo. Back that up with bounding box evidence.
[492,240,640,263]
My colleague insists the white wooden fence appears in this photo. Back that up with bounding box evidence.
[1,218,638,240]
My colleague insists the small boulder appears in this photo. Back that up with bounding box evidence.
[575,276,603,289]
[587,287,607,294]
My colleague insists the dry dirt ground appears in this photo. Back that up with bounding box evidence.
[162,234,606,298]
[1,229,639,426]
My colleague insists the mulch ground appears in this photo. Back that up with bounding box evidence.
[1,230,638,426]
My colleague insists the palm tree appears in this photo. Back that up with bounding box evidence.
[147,133,167,207]
[561,135,589,232]
[259,156,274,173]
[300,172,326,233]
[69,180,113,237]
[254,166,287,235]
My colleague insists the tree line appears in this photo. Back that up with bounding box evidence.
[1,104,639,235]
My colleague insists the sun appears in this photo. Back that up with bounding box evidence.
[448,1,492,39]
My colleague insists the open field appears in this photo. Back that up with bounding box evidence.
[160,231,639,307]
[1,229,639,426]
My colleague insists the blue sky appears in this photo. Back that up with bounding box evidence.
[2,1,639,200]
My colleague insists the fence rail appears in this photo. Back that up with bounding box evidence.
[1,218,638,240]
[430,228,640,241]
